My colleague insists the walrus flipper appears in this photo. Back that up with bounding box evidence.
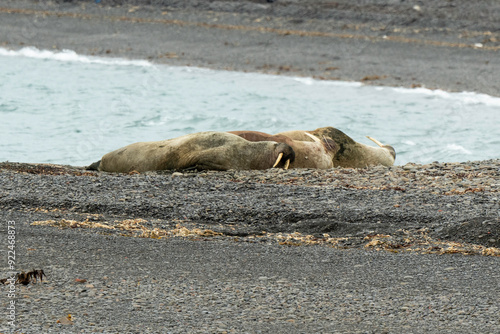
[86,160,101,171]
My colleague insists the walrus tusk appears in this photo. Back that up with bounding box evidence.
[284,159,290,170]
[273,152,284,168]
[366,136,385,147]
[304,132,321,142]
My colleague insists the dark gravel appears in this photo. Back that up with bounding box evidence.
[0,162,499,333]
[1,161,498,248]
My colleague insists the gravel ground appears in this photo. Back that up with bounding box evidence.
[0,162,499,333]
[2,225,500,334]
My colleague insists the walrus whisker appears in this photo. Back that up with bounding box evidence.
[366,136,385,147]
[284,159,290,170]
[273,152,284,168]
[322,135,336,151]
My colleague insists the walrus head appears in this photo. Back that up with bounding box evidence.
[308,127,396,167]
[275,127,396,168]
[366,136,396,160]
[272,143,295,169]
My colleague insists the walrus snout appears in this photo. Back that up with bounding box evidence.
[86,160,101,171]
[272,143,295,169]
[383,145,396,159]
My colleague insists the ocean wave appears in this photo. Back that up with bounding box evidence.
[292,76,500,107]
[292,76,362,87]
[446,143,472,155]
[0,46,152,67]
[391,86,500,107]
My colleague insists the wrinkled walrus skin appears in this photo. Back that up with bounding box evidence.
[276,127,396,168]
[228,131,338,169]
[92,132,295,173]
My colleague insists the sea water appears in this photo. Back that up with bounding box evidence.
[1,46,499,166]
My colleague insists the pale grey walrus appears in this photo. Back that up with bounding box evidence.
[276,127,396,168]
[87,131,295,173]
[228,131,338,169]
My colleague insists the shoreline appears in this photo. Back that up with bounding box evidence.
[4,44,500,101]
[1,0,500,95]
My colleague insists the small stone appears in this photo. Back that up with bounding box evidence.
[56,315,74,325]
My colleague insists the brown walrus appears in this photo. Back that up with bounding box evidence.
[88,131,295,172]
[228,131,338,169]
[276,127,396,168]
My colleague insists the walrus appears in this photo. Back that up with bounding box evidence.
[88,131,295,173]
[228,131,338,169]
[276,127,396,168]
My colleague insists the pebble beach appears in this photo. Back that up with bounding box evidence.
[1,0,500,333]
[1,159,499,333]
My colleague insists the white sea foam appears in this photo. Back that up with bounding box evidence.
[292,76,362,87]
[392,86,500,107]
[293,77,315,86]
[293,75,500,107]
[446,144,472,155]
[0,46,152,67]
